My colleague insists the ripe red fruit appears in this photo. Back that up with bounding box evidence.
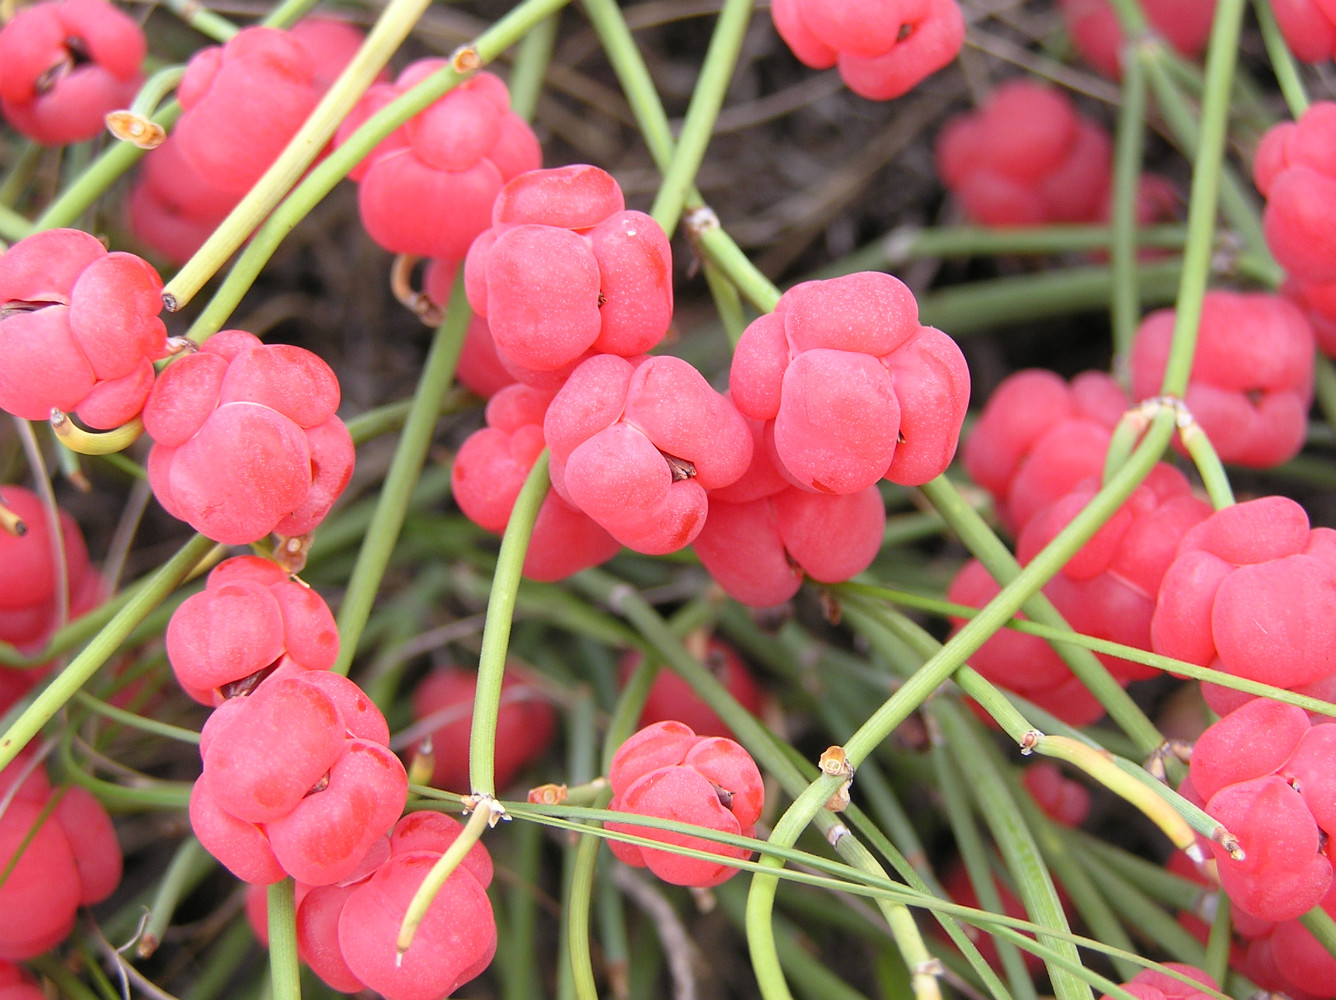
[935,81,1113,226]
[0,228,168,428]
[1023,762,1091,828]
[173,22,365,195]
[143,330,354,544]
[464,165,673,376]
[338,814,496,1000]
[730,271,969,494]
[1096,964,1219,1000]
[545,354,753,554]
[606,721,764,887]
[1130,291,1315,468]
[961,368,1128,534]
[451,382,621,580]
[341,68,541,260]
[1058,0,1216,79]
[127,133,241,266]
[1151,496,1336,715]
[0,0,145,145]
[165,556,339,704]
[1255,103,1336,284]
[771,0,965,101]
[410,665,557,793]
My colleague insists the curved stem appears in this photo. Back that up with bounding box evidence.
[1254,0,1310,118]
[468,453,549,797]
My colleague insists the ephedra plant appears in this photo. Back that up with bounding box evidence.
[1,0,1336,997]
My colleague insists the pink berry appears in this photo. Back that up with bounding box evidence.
[1059,0,1216,78]
[0,0,145,145]
[1256,103,1336,284]
[621,639,764,739]
[0,228,168,427]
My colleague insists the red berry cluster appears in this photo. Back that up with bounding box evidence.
[0,228,168,428]
[1153,495,1336,716]
[249,812,497,1000]
[1187,698,1336,926]
[1256,102,1336,287]
[935,81,1114,227]
[1130,290,1315,467]
[0,962,44,1000]
[0,486,100,715]
[129,19,366,264]
[0,747,121,960]
[0,0,145,146]
[410,664,557,793]
[962,368,1129,534]
[607,720,764,887]
[143,329,354,545]
[339,66,541,261]
[771,0,966,101]
[464,164,672,381]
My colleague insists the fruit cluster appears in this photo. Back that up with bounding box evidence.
[0,0,145,145]
[606,721,764,887]
[771,0,966,100]
[339,66,541,260]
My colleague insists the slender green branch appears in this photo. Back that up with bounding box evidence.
[1254,0,1310,118]
[507,12,559,122]
[1110,54,1149,367]
[468,453,550,797]
[268,879,302,1000]
[139,838,216,958]
[648,0,754,237]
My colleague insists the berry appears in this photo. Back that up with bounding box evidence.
[422,258,515,397]
[341,68,541,260]
[935,80,1113,226]
[143,330,355,544]
[771,0,965,101]
[0,0,145,145]
[1255,103,1336,284]
[729,271,969,493]
[545,354,753,554]
[0,228,168,428]
[1130,291,1315,468]
[165,555,339,704]
[1097,964,1219,1000]
[962,368,1128,533]
[464,165,673,375]
[127,133,241,267]
[174,23,363,194]
[606,721,764,887]
[1270,0,1336,62]
[1023,762,1092,827]
[1151,496,1336,714]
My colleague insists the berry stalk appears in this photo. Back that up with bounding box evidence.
[1109,54,1149,364]
[266,879,301,1000]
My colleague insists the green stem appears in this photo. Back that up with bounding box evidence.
[0,202,32,242]
[917,260,1183,335]
[157,0,239,40]
[506,12,558,122]
[1298,907,1336,963]
[0,533,214,772]
[647,0,754,237]
[139,838,216,958]
[915,477,1167,757]
[129,66,188,118]
[1315,354,1336,436]
[1110,54,1148,367]
[268,879,301,1000]
[160,0,434,311]
[71,690,201,744]
[468,452,550,797]
[564,693,603,1000]
[182,0,574,343]
[836,225,1186,273]
[1178,417,1235,507]
[1156,0,1249,397]
[1203,893,1232,987]
[1254,0,1310,118]
[332,275,471,677]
